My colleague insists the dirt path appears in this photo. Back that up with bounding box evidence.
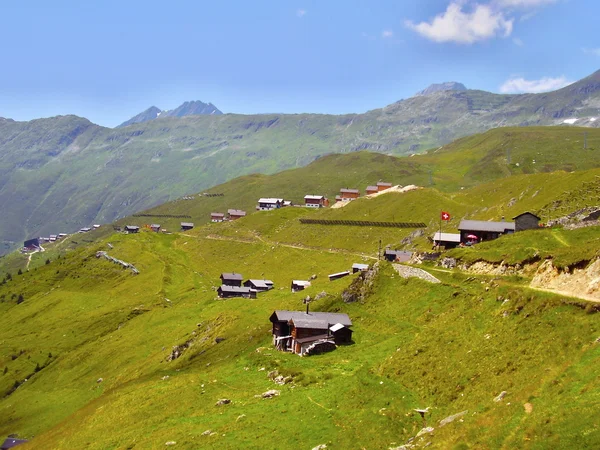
[528,286,600,303]
[183,232,377,261]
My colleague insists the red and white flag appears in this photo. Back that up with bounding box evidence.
[441,211,451,221]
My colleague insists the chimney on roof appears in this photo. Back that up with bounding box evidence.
[501,216,505,222]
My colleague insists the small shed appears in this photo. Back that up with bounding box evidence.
[329,271,350,281]
[228,209,247,220]
[217,285,257,299]
[432,232,461,249]
[211,213,225,223]
[384,250,413,262]
[330,322,353,344]
[79,227,91,233]
[1,438,28,450]
[124,225,139,234]
[221,272,243,287]
[291,280,311,292]
[180,222,194,231]
[352,263,369,273]
[150,224,161,232]
[513,212,541,232]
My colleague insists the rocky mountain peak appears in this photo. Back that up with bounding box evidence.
[415,82,467,97]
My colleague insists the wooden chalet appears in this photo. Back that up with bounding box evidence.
[270,310,353,356]
[0,438,28,450]
[513,212,541,231]
[366,185,379,195]
[180,222,194,231]
[124,225,139,234]
[221,272,243,287]
[329,271,350,281]
[304,195,328,208]
[150,224,161,232]
[243,279,274,291]
[217,285,257,299]
[432,232,461,249]
[338,188,360,202]
[49,234,57,242]
[384,250,413,262]
[228,209,247,220]
[257,198,284,211]
[458,219,515,243]
[211,212,225,223]
[291,280,311,292]
[377,181,392,191]
[352,263,369,273]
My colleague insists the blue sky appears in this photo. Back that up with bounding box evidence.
[0,0,598,127]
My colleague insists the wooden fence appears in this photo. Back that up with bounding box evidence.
[299,219,426,228]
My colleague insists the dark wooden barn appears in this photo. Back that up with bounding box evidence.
[269,310,353,356]
[180,222,194,231]
[458,219,515,243]
[220,272,243,287]
[328,271,350,281]
[124,225,139,234]
[217,285,257,299]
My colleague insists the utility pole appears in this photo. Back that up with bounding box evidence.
[378,240,381,260]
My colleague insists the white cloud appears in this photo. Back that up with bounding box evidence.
[582,48,600,56]
[496,0,557,8]
[405,2,513,44]
[296,9,307,18]
[499,75,573,94]
[382,30,394,39]
[512,37,523,46]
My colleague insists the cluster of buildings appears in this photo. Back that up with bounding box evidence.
[211,209,247,222]
[335,181,393,203]
[433,212,542,249]
[217,272,274,299]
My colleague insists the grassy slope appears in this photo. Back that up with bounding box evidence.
[0,223,599,449]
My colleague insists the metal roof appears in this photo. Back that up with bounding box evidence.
[246,279,273,288]
[211,212,225,217]
[228,209,246,215]
[366,185,378,191]
[433,232,461,242]
[218,285,254,293]
[377,181,392,187]
[221,272,243,281]
[352,263,369,270]
[270,310,352,327]
[180,222,194,227]
[292,280,311,286]
[340,188,359,193]
[512,211,541,220]
[458,220,515,232]
[329,271,350,278]
[304,195,324,200]
[258,198,283,203]
[330,323,347,332]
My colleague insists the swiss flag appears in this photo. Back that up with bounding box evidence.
[441,211,451,221]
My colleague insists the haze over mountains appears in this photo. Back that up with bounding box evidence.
[117,100,222,127]
[1,69,600,255]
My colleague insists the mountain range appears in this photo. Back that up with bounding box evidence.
[1,69,600,255]
[117,100,222,127]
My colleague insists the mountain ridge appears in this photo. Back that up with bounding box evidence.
[1,69,600,255]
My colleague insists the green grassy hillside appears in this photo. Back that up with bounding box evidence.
[3,68,600,254]
[1,215,599,448]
